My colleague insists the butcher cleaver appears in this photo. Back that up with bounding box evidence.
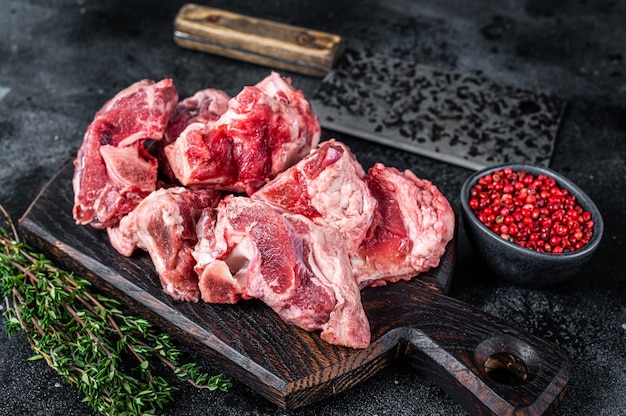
[172,3,565,170]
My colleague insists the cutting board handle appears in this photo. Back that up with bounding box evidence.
[387,288,571,415]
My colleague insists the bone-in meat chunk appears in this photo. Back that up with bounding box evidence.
[158,88,231,183]
[164,73,320,195]
[72,79,178,228]
[253,140,378,256]
[107,187,222,302]
[164,88,231,143]
[193,196,370,349]
[351,163,455,288]
[254,71,322,170]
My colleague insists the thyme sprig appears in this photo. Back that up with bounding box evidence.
[0,205,231,415]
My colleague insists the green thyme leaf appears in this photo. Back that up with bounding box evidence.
[0,205,231,416]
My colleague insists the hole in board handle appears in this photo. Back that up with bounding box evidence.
[484,352,528,386]
[474,335,539,386]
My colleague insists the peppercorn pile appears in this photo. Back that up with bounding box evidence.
[468,168,594,253]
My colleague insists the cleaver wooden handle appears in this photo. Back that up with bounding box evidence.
[173,3,345,77]
[364,285,571,415]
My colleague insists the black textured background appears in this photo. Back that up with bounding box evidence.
[1,1,625,415]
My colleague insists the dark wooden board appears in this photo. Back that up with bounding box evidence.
[19,162,571,415]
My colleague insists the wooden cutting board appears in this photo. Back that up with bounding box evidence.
[19,162,570,415]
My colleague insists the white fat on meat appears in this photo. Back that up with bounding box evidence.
[193,195,370,349]
[255,72,321,169]
[158,88,231,183]
[282,212,370,348]
[107,186,222,302]
[253,140,377,256]
[352,163,455,288]
[164,88,231,143]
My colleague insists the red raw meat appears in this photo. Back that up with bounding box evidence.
[253,140,378,256]
[158,88,231,183]
[255,139,453,289]
[107,186,222,302]
[351,163,455,288]
[72,79,178,228]
[71,74,455,349]
[255,72,322,171]
[164,88,231,143]
[193,195,370,349]
[164,73,320,195]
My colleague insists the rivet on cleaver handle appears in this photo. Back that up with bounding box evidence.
[173,3,345,77]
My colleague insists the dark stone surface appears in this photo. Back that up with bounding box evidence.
[1,0,624,415]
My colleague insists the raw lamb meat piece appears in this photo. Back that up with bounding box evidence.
[72,78,178,228]
[164,88,275,194]
[164,73,320,195]
[254,72,322,171]
[351,163,455,288]
[164,88,231,143]
[165,121,238,189]
[158,88,231,183]
[253,140,378,256]
[107,186,222,302]
[193,195,370,349]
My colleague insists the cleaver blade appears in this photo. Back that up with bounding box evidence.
[311,49,566,170]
